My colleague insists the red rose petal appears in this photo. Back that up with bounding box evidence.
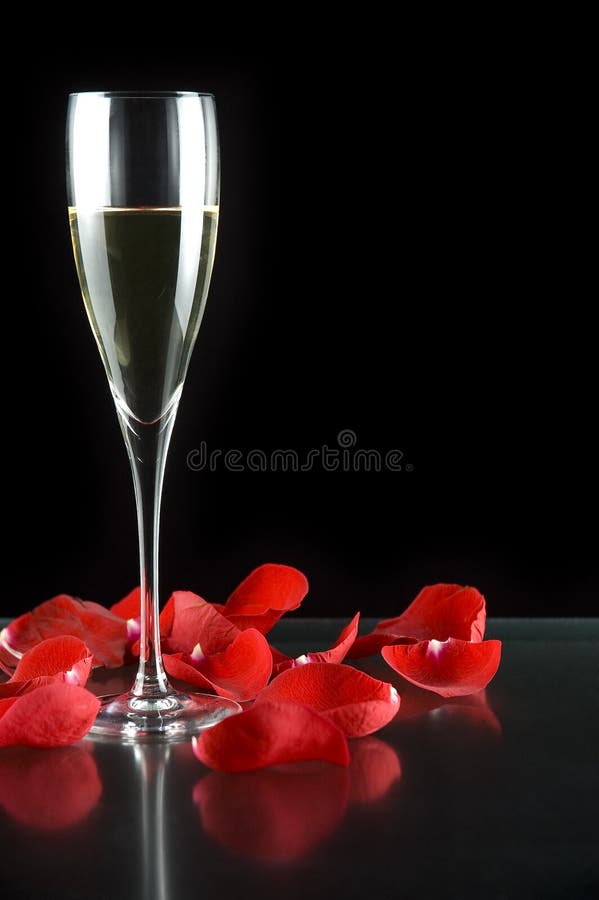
[0,746,102,829]
[225,564,308,615]
[268,615,361,676]
[109,586,140,621]
[224,609,283,635]
[301,613,360,664]
[258,663,400,738]
[346,633,416,659]
[192,700,349,772]
[223,564,309,634]
[269,646,295,677]
[0,697,20,718]
[167,592,239,656]
[271,660,294,676]
[376,583,486,642]
[11,636,92,687]
[0,683,100,747]
[348,737,402,804]
[381,637,502,697]
[210,602,227,615]
[110,589,142,656]
[196,629,273,701]
[163,654,214,691]
[159,594,176,637]
[0,677,58,700]
[3,595,127,668]
[165,630,272,701]
[193,763,349,862]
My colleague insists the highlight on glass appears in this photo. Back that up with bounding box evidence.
[66,91,240,738]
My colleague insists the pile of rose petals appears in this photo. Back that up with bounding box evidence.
[0,635,100,748]
[0,566,501,768]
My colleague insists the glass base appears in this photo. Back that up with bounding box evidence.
[89,689,241,742]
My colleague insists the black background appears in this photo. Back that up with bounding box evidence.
[4,38,594,619]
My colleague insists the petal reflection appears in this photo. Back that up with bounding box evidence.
[396,683,502,734]
[0,745,102,829]
[194,763,350,862]
[348,737,401,804]
[193,736,403,862]
[427,690,502,735]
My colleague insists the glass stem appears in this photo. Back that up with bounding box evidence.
[117,396,179,700]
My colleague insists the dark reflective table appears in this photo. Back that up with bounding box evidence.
[1,619,597,900]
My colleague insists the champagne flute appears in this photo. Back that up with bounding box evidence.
[66,91,240,738]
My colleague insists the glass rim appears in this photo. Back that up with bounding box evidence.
[68,91,214,99]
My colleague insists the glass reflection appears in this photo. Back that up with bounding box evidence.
[133,744,171,900]
[0,744,102,830]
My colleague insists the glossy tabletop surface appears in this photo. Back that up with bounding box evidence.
[0,618,597,900]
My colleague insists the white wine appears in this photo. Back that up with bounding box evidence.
[69,207,218,423]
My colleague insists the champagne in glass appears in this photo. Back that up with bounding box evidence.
[66,91,240,738]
